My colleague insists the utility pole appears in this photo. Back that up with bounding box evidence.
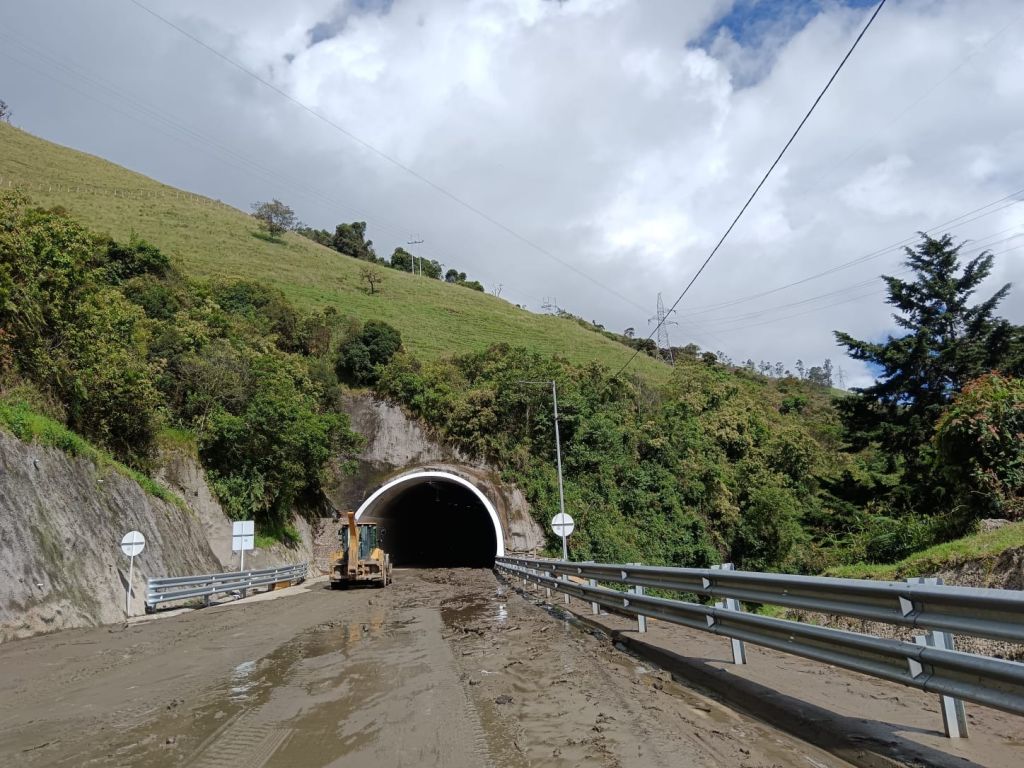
[649,293,678,364]
[519,379,568,559]
[407,238,424,275]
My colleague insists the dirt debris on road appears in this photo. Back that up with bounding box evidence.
[0,568,854,767]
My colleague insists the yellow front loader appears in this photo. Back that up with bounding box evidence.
[330,510,392,589]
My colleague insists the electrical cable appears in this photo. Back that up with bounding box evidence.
[614,0,888,377]
[683,229,1024,326]
[125,0,652,314]
[674,194,1024,317]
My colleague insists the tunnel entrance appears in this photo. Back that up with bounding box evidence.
[356,471,504,568]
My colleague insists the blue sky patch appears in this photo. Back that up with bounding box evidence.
[702,0,879,49]
[307,0,395,48]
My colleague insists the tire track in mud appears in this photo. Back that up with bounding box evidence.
[3,568,859,767]
[188,714,292,768]
[450,568,857,768]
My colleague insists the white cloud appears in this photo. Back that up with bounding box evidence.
[2,0,1023,390]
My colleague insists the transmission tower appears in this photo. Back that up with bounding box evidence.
[649,293,678,364]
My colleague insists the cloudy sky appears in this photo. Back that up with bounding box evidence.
[1,0,1023,386]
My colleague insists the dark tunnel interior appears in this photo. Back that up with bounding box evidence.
[370,481,497,568]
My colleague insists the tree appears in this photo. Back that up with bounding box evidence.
[445,269,466,283]
[806,360,833,387]
[390,247,413,271]
[835,233,1015,480]
[251,199,295,238]
[623,327,635,339]
[421,259,442,279]
[335,321,402,386]
[0,100,10,123]
[295,224,332,247]
[332,222,376,261]
[360,265,383,294]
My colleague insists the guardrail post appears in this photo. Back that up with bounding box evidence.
[633,585,647,633]
[545,571,552,599]
[589,578,599,615]
[563,575,571,605]
[907,576,968,738]
[712,563,746,665]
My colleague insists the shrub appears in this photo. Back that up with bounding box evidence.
[336,321,402,386]
[199,354,355,527]
[934,373,1024,525]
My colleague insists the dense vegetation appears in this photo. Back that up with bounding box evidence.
[295,216,485,290]
[0,191,362,540]
[4,118,1024,571]
[374,344,854,569]
[833,234,1024,556]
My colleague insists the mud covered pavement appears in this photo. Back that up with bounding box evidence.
[0,569,852,767]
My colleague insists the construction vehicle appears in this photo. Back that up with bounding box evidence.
[330,510,392,589]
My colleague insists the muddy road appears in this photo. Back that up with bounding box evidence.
[0,569,852,767]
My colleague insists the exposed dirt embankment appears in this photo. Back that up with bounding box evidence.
[0,431,222,641]
[154,449,317,572]
[786,547,1024,659]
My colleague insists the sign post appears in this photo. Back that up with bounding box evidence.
[120,530,146,616]
[551,512,574,561]
[232,521,255,596]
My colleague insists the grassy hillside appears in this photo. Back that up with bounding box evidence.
[826,522,1024,581]
[0,123,667,379]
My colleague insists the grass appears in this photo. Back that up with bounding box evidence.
[0,398,188,512]
[155,426,199,457]
[0,123,670,381]
[826,522,1024,581]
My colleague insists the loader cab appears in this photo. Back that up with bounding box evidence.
[341,523,379,561]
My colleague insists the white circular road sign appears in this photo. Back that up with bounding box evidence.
[120,530,146,557]
[551,512,574,538]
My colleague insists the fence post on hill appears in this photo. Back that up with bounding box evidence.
[908,576,969,738]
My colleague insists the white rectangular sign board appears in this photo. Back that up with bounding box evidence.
[232,520,255,552]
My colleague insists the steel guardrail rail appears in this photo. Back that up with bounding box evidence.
[145,562,308,609]
[494,559,1024,716]
[497,556,1024,643]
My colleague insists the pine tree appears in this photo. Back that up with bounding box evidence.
[834,233,1015,474]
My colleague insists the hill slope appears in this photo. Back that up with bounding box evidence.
[0,123,666,378]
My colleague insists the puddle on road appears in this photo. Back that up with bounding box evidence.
[229,660,257,701]
[100,607,415,768]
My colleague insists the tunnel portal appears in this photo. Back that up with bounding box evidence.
[355,471,504,568]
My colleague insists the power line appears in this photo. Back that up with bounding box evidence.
[684,229,1024,327]
[703,242,1024,336]
[615,0,888,378]
[0,31,545,305]
[674,192,1024,318]
[125,0,651,315]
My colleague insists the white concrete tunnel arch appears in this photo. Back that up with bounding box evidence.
[355,470,506,558]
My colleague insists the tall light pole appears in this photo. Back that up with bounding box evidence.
[520,379,568,559]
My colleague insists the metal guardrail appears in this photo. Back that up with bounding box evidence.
[499,556,1024,643]
[495,557,1024,718]
[145,562,308,610]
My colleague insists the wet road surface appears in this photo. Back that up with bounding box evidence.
[0,568,853,766]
